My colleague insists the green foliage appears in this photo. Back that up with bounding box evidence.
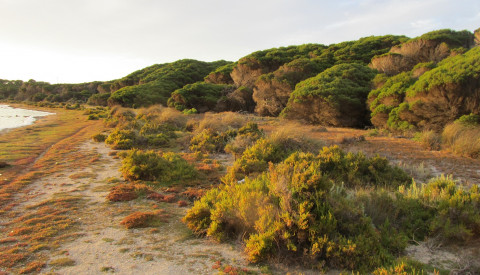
[182,108,198,115]
[226,131,322,181]
[455,113,480,126]
[120,149,197,184]
[261,58,332,88]
[226,138,291,180]
[288,63,375,104]
[108,81,175,108]
[412,61,436,71]
[87,93,110,106]
[282,63,375,126]
[206,62,235,78]
[84,107,108,120]
[1,79,106,103]
[399,175,480,242]
[239,44,327,70]
[386,103,415,131]
[369,72,415,112]
[225,122,264,158]
[0,79,23,99]
[184,143,480,271]
[372,258,435,275]
[406,47,480,98]
[183,146,411,271]
[411,29,474,48]
[92,133,107,142]
[324,35,408,64]
[105,129,137,150]
[189,128,237,153]
[109,59,231,108]
[168,82,231,111]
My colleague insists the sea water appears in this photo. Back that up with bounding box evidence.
[0,104,53,132]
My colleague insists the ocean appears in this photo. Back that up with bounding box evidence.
[0,104,53,132]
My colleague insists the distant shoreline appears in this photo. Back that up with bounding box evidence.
[0,103,55,135]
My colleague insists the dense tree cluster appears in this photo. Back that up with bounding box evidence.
[1,28,479,131]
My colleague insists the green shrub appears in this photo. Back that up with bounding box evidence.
[455,113,480,126]
[226,138,289,180]
[399,175,480,242]
[182,108,198,115]
[120,149,197,185]
[143,133,170,147]
[105,107,136,128]
[414,130,441,150]
[282,63,376,127]
[412,29,473,48]
[184,146,411,271]
[105,129,137,150]
[92,133,107,142]
[189,128,237,153]
[108,59,230,108]
[386,104,415,132]
[225,122,264,158]
[87,93,110,106]
[406,47,480,98]
[226,130,325,181]
[168,82,231,112]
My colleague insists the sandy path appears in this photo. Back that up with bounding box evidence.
[23,141,253,275]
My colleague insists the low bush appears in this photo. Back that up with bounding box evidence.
[189,128,237,153]
[120,149,197,185]
[105,129,137,150]
[168,82,231,112]
[183,146,411,271]
[138,122,176,147]
[414,130,441,150]
[105,107,136,128]
[399,175,480,243]
[92,133,107,142]
[225,122,264,158]
[195,112,248,133]
[454,113,480,126]
[226,131,324,181]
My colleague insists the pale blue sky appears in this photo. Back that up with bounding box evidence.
[0,0,478,83]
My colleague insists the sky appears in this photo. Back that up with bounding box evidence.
[0,0,479,84]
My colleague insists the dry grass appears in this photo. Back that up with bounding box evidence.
[0,109,103,212]
[18,261,45,274]
[69,172,96,180]
[120,210,169,229]
[267,123,325,153]
[0,105,105,273]
[0,195,83,272]
[49,257,76,267]
[157,107,188,129]
[106,183,152,202]
[195,112,249,133]
[136,105,188,129]
[146,193,177,203]
[442,123,480,158]
[416,130,441,150]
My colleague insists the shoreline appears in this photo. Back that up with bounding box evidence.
[0,103,55,135]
